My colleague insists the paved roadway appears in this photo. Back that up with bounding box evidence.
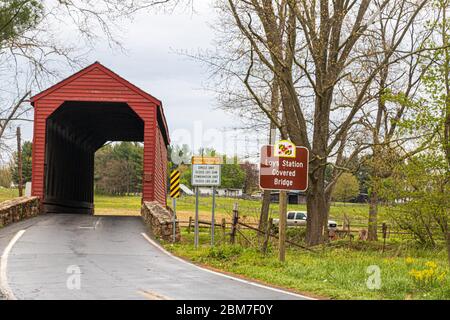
[0,214,309,300]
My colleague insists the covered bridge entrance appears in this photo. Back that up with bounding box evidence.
[30,62,170,214]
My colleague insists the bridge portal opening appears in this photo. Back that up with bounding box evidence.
[93,141,144,216]
[44,101,144,214]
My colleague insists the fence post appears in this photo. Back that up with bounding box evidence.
[447,232,450,267]
[261,218,273,254]
[382,223,388,253]
[230,203,239,245]
[187,216,192,234]
[221,218,226,243]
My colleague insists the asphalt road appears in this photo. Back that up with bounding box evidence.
[0,214,308,300]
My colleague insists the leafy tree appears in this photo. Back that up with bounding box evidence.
[380,156,449,247]
[221,163,246,189]
[0,0,43,46]
[332,173,360,205]
[0,166,12,188]
[180,165,192,189]
[240,161,258,194]
[11,141,32,184]
[94,142,143,195]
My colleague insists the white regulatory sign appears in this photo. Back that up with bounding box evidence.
[192,164,221,187]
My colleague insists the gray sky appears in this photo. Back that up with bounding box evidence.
[19,2,260,157]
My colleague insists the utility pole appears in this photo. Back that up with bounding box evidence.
[16,127,23,197]
[278,190,287,262]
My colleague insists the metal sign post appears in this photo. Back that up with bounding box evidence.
[169,170,181,243]
[194,186,199,249]
[211,186,216,247]
[191,156,222,249]
[172,197,177,243]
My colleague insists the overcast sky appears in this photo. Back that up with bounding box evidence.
[18,2,262,158]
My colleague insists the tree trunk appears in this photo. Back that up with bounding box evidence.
[306,166,328,246]
[368,190,378,241]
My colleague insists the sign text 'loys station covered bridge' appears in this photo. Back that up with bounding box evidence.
[30,62,170,214]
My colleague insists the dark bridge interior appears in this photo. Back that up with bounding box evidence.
[44,101,144,214]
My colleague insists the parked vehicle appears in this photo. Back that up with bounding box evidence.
[273,211,338,230]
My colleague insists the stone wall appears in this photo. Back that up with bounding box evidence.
[0,197,40,228]
[141,201,180,242]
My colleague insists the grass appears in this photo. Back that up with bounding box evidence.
[94,194,141,216]
[171,195,386,227]
[0,187,19,202]
[164,228,450,300]
[0,188,386,225]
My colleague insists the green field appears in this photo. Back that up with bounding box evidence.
[0,188,19,202]
[171,195,386,226]
[0,188,385,225]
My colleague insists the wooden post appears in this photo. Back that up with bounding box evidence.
[221,218,226,243]
[382,223,388,253]
[278,191,287,262]
[230,202,239,245]
[262,218,273,254]
[187,216,192,234]
[447,232,450,267]
[16,127,23,197]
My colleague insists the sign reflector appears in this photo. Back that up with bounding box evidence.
[170,170,181,198]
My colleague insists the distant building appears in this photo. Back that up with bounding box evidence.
[198,187,243,198]
[180,184,194,196]
[349,193,369,203]
[270,191,307,204]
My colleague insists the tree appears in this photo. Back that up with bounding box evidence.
[410,0,450,260]
[94,142,144,195]
[381,156,449,247]
[209,0,428,245]
[221,163,246,189]
[240,161,259,194]
[0,166,12,188]
[332,173,360,205]
[0,0,187,156]
[11,141,32,184]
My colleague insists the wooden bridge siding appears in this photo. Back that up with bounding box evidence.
[31,66,168,208]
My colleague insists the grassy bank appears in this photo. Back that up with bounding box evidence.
[0,188,18,202]
[164,229,450,300]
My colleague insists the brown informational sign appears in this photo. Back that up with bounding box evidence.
[259,142,309,192]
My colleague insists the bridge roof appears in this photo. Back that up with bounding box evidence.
[30,61,170,144]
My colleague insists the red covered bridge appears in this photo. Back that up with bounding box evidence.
[30,62,170,214]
